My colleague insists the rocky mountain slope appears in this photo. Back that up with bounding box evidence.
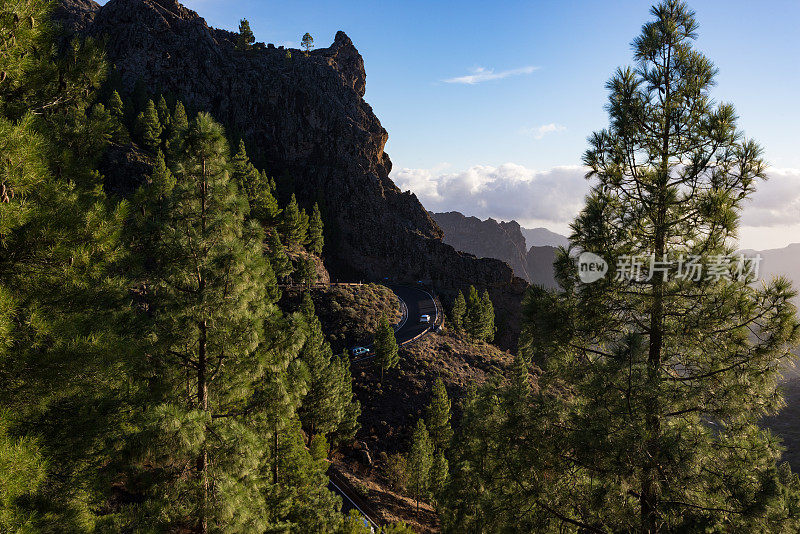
[521,226,570,248]
[55,0,527,348]
[431,211,559,288]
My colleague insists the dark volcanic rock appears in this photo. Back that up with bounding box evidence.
[56,0,527,348]
[53,0,100,32]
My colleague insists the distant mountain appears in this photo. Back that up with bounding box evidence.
[521,227,570,249]
[430,212,559,288]
[741,243,800,291]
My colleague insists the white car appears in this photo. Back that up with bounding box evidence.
[420,314,430,323]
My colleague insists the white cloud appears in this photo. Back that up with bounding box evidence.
[392,163,589,224]
[391,164,800,249]
[740,168,800,227]
[442,65,539,85]
[520,123,567,140]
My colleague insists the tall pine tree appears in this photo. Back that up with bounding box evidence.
[135,98,163,152]
[127,112,340,532]
[280,193,308,249]
[407,419,434,516]
[237,19,255,50]
[166,100,189,158]
[450,290,466,333]
[479,289,495,342]
[374,315,399,381]
[232,140,279,226]
[0,0,135,527]
[307,202,324,255]
[464,286,482,340]
[297,292,361,445]
[267,230,293,280]
[426,377,453,452]
[518,1,800,531]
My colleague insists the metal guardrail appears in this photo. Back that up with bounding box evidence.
[279,282,366,288]
[328,466,381,531]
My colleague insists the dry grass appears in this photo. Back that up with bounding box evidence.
[282,283,401,353]
[341,330,527,532]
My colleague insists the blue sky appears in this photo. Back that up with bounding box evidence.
[110,0,800,248]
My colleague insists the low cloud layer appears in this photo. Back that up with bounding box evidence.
[392,164,800,234]
[740,168,800,227]
[392,163,589,225]
[442,65,539,85]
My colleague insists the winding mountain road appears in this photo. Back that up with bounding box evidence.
[352,284,439,361]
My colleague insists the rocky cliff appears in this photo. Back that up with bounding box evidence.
[55,0,527,348]
[431,211,558,289]
[431,211,531,279]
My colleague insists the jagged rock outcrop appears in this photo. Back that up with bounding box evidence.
[55,0,528,349]
[431,211,531,280]
[432,211,558,289]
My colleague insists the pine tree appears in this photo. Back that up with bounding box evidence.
[450,290,466,333]
[374,315,399,381]
[464,286,482,339]
[332,352,361,443]
[135,98,162,152]
[298,293,361,444]
[156,94,171,130]
[0,412,46,531]
[0,0,136,528]
[429,450,449,502]
[280,193,308,249]
[426,377,453,451]
[267,230,293,280]
[232,140,279,225]
[106,91,130,143]
[237,19,255,50]
[479,289,495,342]
[108,90,125,121]
[301,32,314,56]
[128,112,340,531]
[516,2,800,531]
[407,419,433,516]
[296,255,317,287]
[440,355,560,532]
[166,100,189,158]
[307,202,324,255]
[309,433,329,463]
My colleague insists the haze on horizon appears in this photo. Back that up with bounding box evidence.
[117,0,800,250]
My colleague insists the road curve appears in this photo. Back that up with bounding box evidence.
[352,285,438,361]
[389,285,438,345]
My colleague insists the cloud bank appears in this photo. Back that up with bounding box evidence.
[392,163,589,225]
[391,164,800,238]
[443,65,539,85]
[740,168,800,227]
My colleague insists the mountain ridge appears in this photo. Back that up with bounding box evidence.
[55,0,528,348]
[430,211,559,288]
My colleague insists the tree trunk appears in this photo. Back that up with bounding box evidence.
[197,156,209,534]
[197,319,208,534]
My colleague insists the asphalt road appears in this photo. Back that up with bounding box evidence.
[388,285,438,344]
[352,284,438,360]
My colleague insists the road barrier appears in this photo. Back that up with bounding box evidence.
[279,282,365,289]
[328,466,381,530]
